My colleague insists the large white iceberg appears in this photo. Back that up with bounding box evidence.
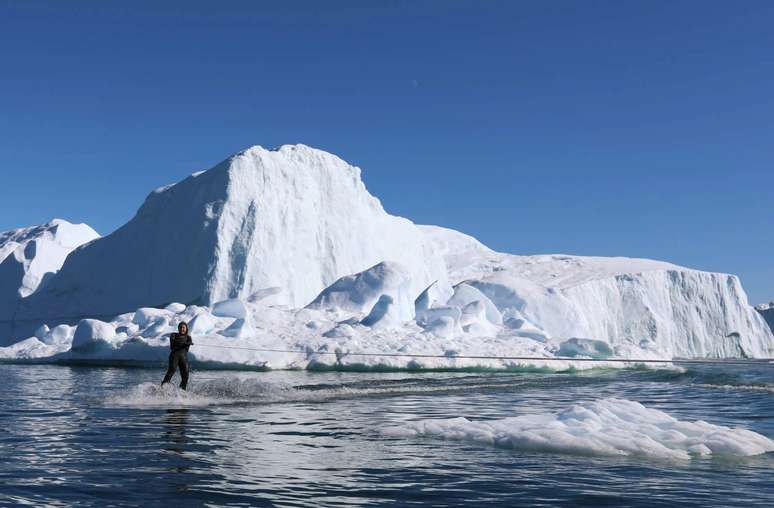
[1,144,772,368]
[13,145,449,334]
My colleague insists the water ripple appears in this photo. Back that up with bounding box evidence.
[0,365,772,507]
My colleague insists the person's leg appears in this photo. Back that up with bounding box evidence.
[178,355,189,390]
[161,353,177,385]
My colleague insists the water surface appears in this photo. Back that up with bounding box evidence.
[1,364,772,507]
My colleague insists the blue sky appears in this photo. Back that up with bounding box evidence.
[1,1,772,302]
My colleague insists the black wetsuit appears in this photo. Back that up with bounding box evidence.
[161,332,193,390]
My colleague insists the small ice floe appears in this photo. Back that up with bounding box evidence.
[385,398,774,460]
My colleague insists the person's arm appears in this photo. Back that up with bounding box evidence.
[186,335,193,347]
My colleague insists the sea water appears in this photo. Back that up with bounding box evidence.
[1,363,772,507]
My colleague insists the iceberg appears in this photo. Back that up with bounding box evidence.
[12,145,449,337]
[1,144,772,368]
[421,225,774,359]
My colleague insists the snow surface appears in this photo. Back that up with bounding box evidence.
[385,398,774,460]
[0,219,99,345]
[1,144,772,367]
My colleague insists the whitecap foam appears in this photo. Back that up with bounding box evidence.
[385,398,774,460]
[102,376,534,408]
[103,382,235,408]
[692,383,774,394]
[103,379,302,408]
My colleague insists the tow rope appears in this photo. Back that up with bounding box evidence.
[192,342,774,367]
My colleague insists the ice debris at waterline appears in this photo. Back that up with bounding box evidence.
[1,143,773,366]
[0,293,701,370]
[385,398,774,460]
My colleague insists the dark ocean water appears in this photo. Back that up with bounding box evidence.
[1,363,772,507]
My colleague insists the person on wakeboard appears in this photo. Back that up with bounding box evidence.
[161,322,194,390]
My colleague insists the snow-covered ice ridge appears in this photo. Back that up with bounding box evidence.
[0,220,99,345]
[422,225,773,359]
[1,144,772,367]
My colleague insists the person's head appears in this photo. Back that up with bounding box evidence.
[178,322,189,335]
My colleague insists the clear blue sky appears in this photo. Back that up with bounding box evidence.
[1,1,772,302]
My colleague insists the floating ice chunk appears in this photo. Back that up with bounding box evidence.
[212,299,248,319]
[388,398,774,460]
[164,302,186,313]
[71,319,116,352]
[557,338,614,359]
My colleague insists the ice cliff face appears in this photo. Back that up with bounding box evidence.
[755,302,774,334]
[14,145,449,332]
[420,225,774,358]
[0,220,99,345]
